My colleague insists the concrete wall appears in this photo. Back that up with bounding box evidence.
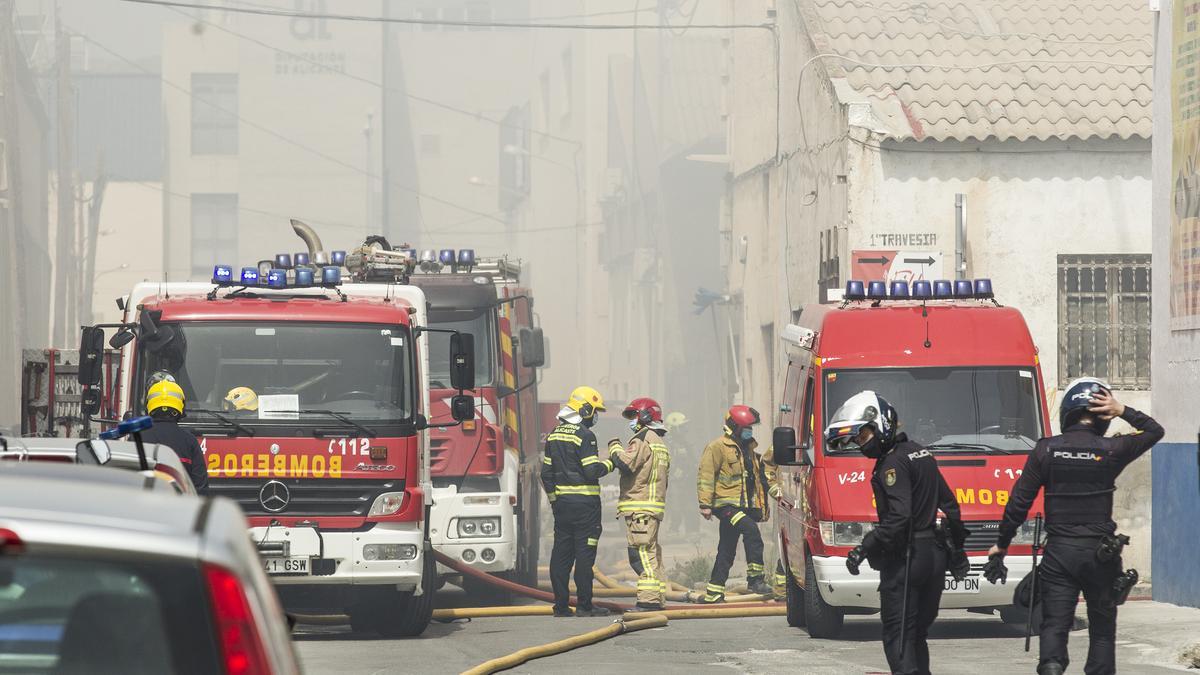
[1151,0,1200,609]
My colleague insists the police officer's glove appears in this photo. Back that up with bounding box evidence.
[949,548,970,583]
[846,545,866,576]
[983,552,1008,585]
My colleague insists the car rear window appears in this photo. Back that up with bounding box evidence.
[0,555,220,674]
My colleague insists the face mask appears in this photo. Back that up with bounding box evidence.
[629,419,641,432]
[859,435,884,459]
[740,428,754,442]
[581,415,596,428]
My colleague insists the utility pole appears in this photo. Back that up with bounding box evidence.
[379,0,390,237]
[53,10,75,347]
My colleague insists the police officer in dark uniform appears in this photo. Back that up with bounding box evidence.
[540,386,614,617]
[138,378,209,494]
[987,378,1163,675]
[829,391,969,675]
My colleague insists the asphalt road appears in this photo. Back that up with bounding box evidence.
[294,600,1200,674]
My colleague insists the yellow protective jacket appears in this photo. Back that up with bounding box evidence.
[696,434,779,521]
[608,428,671,519]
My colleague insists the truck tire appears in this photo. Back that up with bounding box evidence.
[804,557,844,639]
[784,561,806,628]
[376,553,435,638]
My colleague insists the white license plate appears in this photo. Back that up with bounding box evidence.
[944,576,981,594]
[263,556,309,575]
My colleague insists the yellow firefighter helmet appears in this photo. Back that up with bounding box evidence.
[147,380,185,416]
[224,386,259,412]
[565,385,606,419]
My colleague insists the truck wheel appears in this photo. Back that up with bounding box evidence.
[462,572,514,606]
[804,557,844,639]
[376,554,435,638]
[784,561,806,628]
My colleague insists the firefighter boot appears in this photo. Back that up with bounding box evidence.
[576,606,612,617]
[699,583,726,604]
[748,577,773,596]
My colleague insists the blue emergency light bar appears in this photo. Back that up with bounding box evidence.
[99,415,154,440]
[867,281,887,299]
[212,265,234,286]
[295,252,310,267]
[275,254,293,270]
[974,278,994,298]
[266,269,287,289]
[241,267,259,285]
[890,281,910,298]
[933,280,953,297]
[321,266,341,286]
[844,280,866,300]
[402,248,416,260]
[912,280,933,298]
[954,279,974,298]
[439,249,456,265]
[458,249,475,267]
[331,250,347,266]
[295,268,315,287]
[256,260,273,283]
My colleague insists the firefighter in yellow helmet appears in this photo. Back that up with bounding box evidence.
[540,385,613,617]
[138,378,208,494]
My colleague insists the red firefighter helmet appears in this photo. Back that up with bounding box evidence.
[725,405,761,433]
[622,397,663,426]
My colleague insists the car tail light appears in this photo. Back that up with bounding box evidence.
[204,564,270,675]
[0,528,24,555]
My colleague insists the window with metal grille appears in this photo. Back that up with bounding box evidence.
[1057,254,1151,390]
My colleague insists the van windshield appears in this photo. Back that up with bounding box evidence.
[822,367,1042,454]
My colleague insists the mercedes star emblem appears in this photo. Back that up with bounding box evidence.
[259,480,290,513]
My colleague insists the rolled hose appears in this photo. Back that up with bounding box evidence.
[461,613,669,675]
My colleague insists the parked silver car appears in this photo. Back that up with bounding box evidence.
[0,436,197,495]
[0,464,300,674]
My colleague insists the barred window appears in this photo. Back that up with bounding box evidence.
[1057,255,1151,390]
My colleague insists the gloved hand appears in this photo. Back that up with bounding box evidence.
[983,552,1008,585]
[846,545,866,576]
[949,548,970,582]
[608,438,622,450]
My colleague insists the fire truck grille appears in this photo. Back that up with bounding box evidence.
[961,521,1002,552]
[207,478,400,517]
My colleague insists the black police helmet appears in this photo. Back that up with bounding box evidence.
[1059,377,1112,434]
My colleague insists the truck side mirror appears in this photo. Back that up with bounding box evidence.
[449,332,476,391]
[450,394,475,422]
[773,426,807,466]
[80,388,102,418]
[518,327,546,368]
[78,327,105,387]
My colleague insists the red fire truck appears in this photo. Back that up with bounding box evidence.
[406,253,546,597]
[770,278,1048,638]
[75,225,476,637]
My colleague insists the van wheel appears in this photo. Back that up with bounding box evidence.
[784,562,806,628]
[376,554,435,638]
[804,557,844,638]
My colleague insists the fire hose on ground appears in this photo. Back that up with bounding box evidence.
[460,613,668,675]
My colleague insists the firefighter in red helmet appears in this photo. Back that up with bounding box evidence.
[608,397,671,610]
[697,405,776,602]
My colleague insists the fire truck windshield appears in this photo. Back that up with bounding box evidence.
[138,321,414,422]
[822,367,1041,454]
[427,309,495,389]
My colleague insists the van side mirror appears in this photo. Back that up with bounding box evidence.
[518,327,545,368]
[109,327,135,349]
[773,426,810,466]
[449,332,475,391]
[76,440,112,465]
[78,327,106,387]
[450,394,475,422]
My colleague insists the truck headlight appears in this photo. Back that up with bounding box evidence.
[368,492,405,517]
[363,544,418,561]
[1011,520,1043,546]
[457,517,501,539]
[819,521,875,547]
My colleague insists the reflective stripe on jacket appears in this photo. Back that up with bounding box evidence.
[609,428,670,518]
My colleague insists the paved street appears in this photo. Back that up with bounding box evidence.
[295,599,1200,674]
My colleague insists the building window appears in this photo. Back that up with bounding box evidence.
[191,73,238,155]
[191,194,238,277]
[1057,254,1151,390]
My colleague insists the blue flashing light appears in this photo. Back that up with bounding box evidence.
[402,248,416,260]
[867,281,887,298]
[912,280,933,299]
[275,254,293,270]
[953,279,974,298]
[330,250,347,266]
[844,280,866,300]
[294,252,311,267]
[266,269,287,289]
[458,249,475,267]
[100,415,154,440]
[240,267,260,285]
[439,249,456,265]
[321,266,342,286]
[933,279,953,298]
[212,265,234,286]
[973,278,994,299]
[890,281,910,298]
[295,268,315,287]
